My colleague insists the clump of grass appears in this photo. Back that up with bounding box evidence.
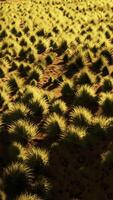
[61,79,75,98]
[62,125,87,146]
[75,85,97,111]
[101,77,113,92]
[50,100,68,116]
[45,113,66,143]
[8,76,22,95]
[70,106,92,128]
[25,147,48,176]
[3,162,33,197]
[99,92,113,116]
[2,103,30,125]
[16,193,42,200]
[77,70,95,85]
[7,142,26,162]
[87,116,109,144]
[28,68,42,82]
[8,119,38,146]
[36,40,46,54]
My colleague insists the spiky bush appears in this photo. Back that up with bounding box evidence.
[28,68,42,82]
[87,116,110,144]
[7,142,26,162]
[50,100,67,115]
[70,106,92,128]
[16,193,42,200]
[8,119,38,146]
[8,76,22,95]
[99,92,113,116]
[75,85,97,111]
[3,162,33,197]
[62,125,87,146]
[61,79,75,98]
[25,147,48,176]
[2,103,30,125]
[102,77,113,92]
[45,113,66,143]
[77,70,95,85]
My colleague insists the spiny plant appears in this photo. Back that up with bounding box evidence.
[101,77,113,92]
[2,103,30,125]
[50,100,68,116]
[87,116,110,145]
[7,142,26,162]
[25,147,48,176]
[36,40,46,54]
[8,75,23,95]
[99,92,113,116]
[61,78,75,99]
[62,125,87,146]
[31,176,50,199]
[75,84,98,111]
[70,106,92,128]
[8,119,38,146]
[16,193,42,200]
[44,113,66,143]
[76,70,95,85]
[3,162,33,197]
[28,68,42,82]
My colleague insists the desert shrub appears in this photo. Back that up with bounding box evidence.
[91,57,103,73]
[8,119,38,146]
[62,125,87,146]
[61,79,75,98]
[0,67,5,78]
[25,147,48,176]
[87,116,109,145]
[8,76,21,95]
[36,40,46,54]
[75,85,98,111]
[2,103,30,125]
[3,162,33,197]
[18,63,30,77]
[7,142,26,162]
[16,193,42,200]
[99,92,113,116]
[28,68,42,82]
[50,100,67,116]
[57,40,68,55]
[18,48,27,61]
[77,70,95,85]
[28,97,49,119]
[70,106,92,128]
[44,113,66,143]
[102,77,113,92]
